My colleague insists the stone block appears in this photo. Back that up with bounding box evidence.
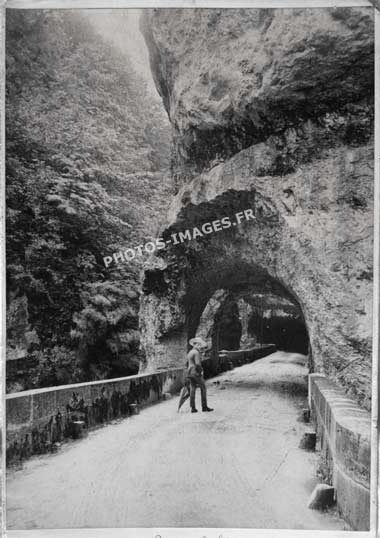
[299,432,316,450]
[130,403,140,415]
[308,483,335,510]
[71,421,87,440]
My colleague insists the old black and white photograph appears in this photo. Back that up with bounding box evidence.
[3,2,378,535]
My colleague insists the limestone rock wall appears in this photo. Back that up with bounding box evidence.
[195,289,229,346]
[139,7,374,410]
[141,7,373,181]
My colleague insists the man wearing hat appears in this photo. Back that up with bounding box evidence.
[187,337,214,413]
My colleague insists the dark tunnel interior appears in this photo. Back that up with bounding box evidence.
[249,310,309,354]
[206,292,309,357]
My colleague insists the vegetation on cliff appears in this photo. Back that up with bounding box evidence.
[6,10,172,390]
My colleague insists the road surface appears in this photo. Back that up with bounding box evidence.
[7,351,347,530]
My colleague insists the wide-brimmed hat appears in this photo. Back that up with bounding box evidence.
[189,337,207,348]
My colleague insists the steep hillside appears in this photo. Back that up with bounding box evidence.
[6,10,172,390]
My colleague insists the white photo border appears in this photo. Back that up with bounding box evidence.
[1,2,378,538]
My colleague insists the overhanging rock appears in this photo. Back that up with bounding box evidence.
[139,7,374,410]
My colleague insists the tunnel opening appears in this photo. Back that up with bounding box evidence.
[211,297,242,353]
[247,295,309,355]
[140,190,315,377]
[193,278,310,377]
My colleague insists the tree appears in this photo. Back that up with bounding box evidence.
[6,10,173,390]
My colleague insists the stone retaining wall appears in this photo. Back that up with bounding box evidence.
[6,368,184,467]
[6,345,276,467]
[309,373,371,531]
[203,344,277,377]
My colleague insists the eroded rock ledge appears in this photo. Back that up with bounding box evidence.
[141,7,373,181]
[139,7,374,410]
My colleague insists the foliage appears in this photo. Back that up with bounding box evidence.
[6,10,172,390]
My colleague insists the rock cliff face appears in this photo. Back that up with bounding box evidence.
[139,7,374,409]
[142,7,373,182]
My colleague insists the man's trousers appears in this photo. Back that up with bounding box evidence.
[189,375,208,410]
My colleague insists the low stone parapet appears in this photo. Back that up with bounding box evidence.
[203,344,276,377]
[6,368,184,467]
[6,345,277,466]
[309,373,371,531]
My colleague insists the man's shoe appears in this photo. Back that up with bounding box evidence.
[202,407,214,412]
[191,408,198,413]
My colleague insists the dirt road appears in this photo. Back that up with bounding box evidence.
[7,352,347,530]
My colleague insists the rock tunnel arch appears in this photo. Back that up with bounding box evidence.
[138,139,373,413]
[183,263,311,370]
[194,285,310,371]
[139,187,314,375]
